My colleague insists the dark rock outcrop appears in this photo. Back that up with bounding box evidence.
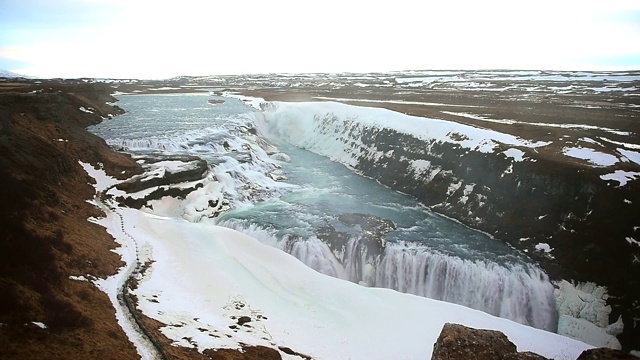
[115,155,209,193]
[314,213,396,285]
[432,323,640,360]
[431,323,549,360]
[576,348,638,360]
[317,213,395,258]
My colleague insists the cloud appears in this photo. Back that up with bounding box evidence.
[3,0,640,77]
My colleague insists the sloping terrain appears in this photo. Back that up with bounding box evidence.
[0,81,142,359]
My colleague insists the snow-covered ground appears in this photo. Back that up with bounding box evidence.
[258,101,549,170]
[80,162,594,360]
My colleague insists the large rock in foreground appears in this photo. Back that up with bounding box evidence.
[431,323,549,360]
[576,348,638,360]
[432,323,639,360]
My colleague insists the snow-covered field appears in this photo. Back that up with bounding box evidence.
[80,162,594,359]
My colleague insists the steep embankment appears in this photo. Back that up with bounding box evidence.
[0,81,142,359]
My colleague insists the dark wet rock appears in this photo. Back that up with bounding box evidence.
[237,316,251,326]
[431,323,549,360]
[432,323,516,360]
[576,348,638,360]
[338,213,396,234]
[115,183,204,209]
[502,352,550,360]
[316,225,352,250]
[313,213,397,285]
[116,155,208,193]
[317,213,395,261]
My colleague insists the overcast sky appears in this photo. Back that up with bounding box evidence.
[1,0,639,79]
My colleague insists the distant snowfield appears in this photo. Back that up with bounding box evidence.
[600,170,640,187]
[311,96,485,108]
[81,163,592,360]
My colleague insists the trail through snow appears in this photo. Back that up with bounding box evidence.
[80,162,162,360]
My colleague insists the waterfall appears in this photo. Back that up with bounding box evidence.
[220,221,558,332]
[375,246,557,331]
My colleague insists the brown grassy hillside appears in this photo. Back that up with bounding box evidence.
[0,81,141,359]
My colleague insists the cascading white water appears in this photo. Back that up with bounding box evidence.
[220,220,557,331]
[375,245,556,330]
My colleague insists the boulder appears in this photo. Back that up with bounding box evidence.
[431,323,549,360]
[116,155,208,193]
[576,348,637,360]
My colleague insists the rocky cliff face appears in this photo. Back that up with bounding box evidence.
[352,125,640,349]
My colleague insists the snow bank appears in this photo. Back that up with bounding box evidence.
[259,101,549,168]
[618,148,640,166]
[31,321,47,329]
[503,148,526,162]
[535,243,555,259]
[554,280,622,349]
[222,93,265,110]
[105,206,591,360]
[562,147,619,167]
[600,170,640,187]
